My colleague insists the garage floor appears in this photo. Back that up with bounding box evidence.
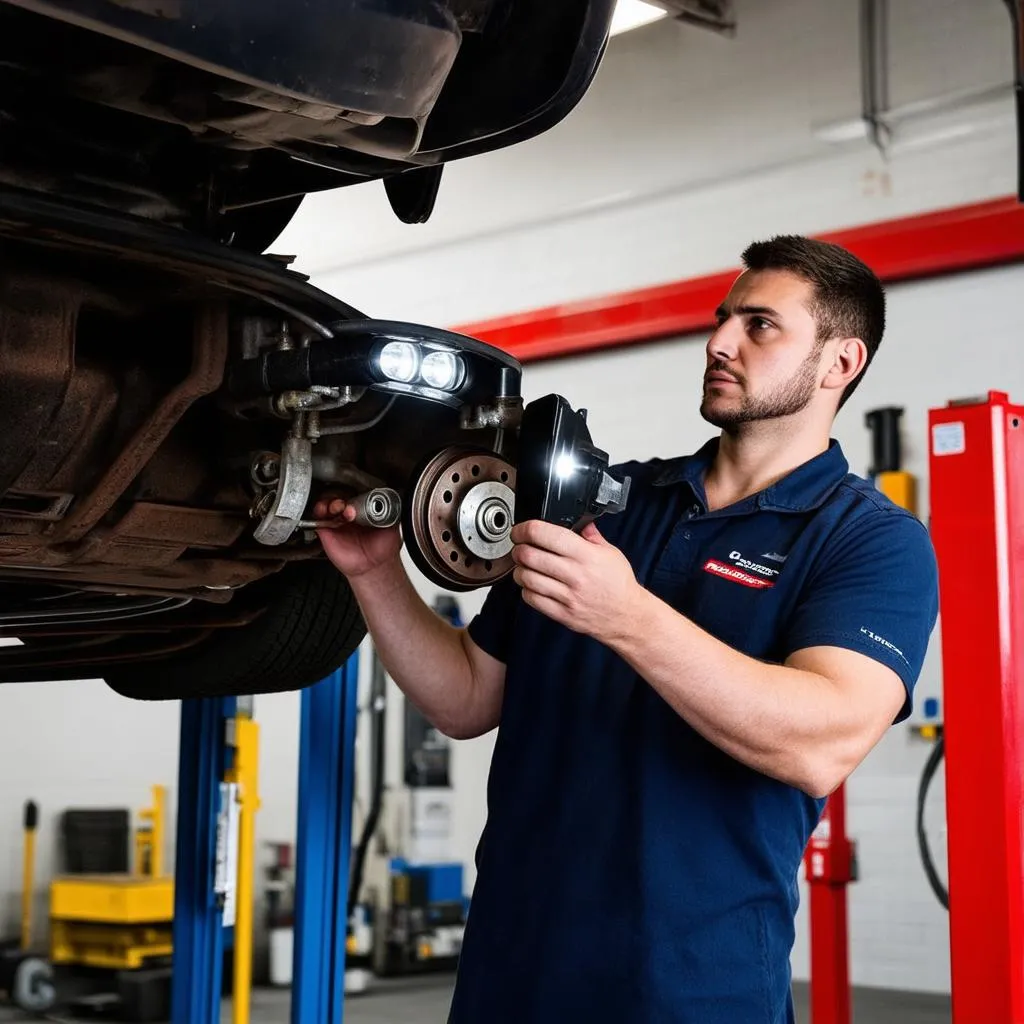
[0,975,953,1022]
[244,977,952,1023]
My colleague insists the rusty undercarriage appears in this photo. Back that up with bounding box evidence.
[0,188,524,697]
[0,0,628,699]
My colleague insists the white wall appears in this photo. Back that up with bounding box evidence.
[0,0,1014,998]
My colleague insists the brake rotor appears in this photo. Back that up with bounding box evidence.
[405,447,517,591]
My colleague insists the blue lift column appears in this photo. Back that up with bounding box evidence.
[171,696,236,1024]
[169,656,360,1024]
[292,655,361,1024]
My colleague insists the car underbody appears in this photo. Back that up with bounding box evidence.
[0,0,614,236]
[0,0,629,696]
[0,183,534,688]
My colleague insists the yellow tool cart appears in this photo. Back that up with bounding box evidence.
[45,786,177,1021]
[50,785,174,974]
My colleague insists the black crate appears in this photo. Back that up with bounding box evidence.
[117,967,171,1023]
[61,809,130,875]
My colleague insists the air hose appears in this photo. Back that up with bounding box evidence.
[915,735,949,911]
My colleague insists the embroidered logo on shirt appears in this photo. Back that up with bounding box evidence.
[761,551,788,564]
[704,559,775,589]
[727,550,780,579]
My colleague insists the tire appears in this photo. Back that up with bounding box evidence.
[104,560,366,701]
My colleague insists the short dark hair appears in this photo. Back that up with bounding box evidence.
[741,235,885,408]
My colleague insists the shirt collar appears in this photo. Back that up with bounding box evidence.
[653,437,849,513]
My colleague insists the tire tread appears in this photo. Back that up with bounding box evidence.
[105,562,365,700]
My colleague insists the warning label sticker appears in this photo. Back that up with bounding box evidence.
[931,421,965,457]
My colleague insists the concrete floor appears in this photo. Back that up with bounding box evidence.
[0,975,953,1022]
[245,977,952,1023]
[792,982,950,1023]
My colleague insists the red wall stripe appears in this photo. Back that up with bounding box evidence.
[453,196,1024,363]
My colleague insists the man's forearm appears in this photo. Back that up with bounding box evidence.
[348,559,497,739]
[607,588,871,796]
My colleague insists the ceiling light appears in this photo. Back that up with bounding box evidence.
[0,637,23,647]
[610,0,668,36]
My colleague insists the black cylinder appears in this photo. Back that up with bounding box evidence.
[865,406,904,476]
[23,800,38,831]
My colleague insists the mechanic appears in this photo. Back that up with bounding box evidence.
[314,235,940,1024]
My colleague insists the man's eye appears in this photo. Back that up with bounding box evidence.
[750,317,773,331]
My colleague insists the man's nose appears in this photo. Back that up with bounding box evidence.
[706,321,739,362]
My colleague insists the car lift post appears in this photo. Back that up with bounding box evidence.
[171,694,262,1024]
[291,657,361,1024]
[929,391,1024,1024]
[803,789,854,1024]
[169,654,361,1024]
[171,696,236,1024]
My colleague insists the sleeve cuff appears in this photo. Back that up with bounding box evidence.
[466,612,509,664]
[464,575,521,665]
[784,629,915,721]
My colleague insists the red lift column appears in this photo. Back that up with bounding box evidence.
[929,391,1024,1024]
[804,789,854,1024]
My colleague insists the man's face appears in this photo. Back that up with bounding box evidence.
[700,269,828,431]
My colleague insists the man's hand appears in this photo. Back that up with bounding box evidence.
[313,495,403,580]
[510,520,642,644]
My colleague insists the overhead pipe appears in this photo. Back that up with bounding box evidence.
[859,0,890,156]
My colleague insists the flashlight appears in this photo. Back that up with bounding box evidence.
[514,394,630,531]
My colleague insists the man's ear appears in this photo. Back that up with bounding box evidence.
[822,337,868,394]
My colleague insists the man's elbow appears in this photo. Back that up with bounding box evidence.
[796,770,844,802]
[792,748,860,801]
[402,688,487,742]
[431,690,499,741]
[436,715,493,741]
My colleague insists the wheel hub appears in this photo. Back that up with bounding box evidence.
[407,448,517,590]
[459,481,515,559]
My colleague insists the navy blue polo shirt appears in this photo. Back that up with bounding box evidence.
[449,437,939,1024]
